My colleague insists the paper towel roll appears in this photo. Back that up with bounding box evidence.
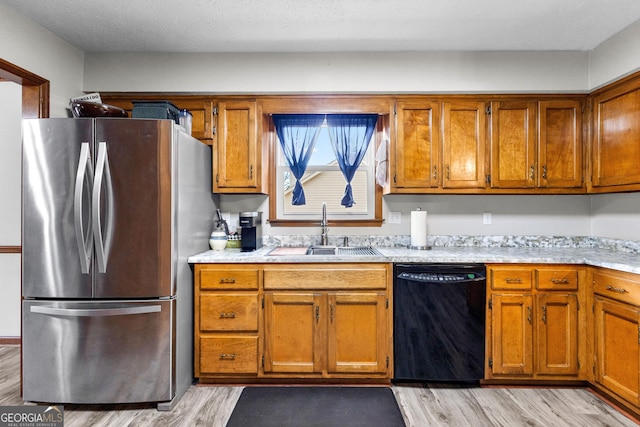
[410,210,428,248]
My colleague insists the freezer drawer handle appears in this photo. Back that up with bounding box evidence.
[30,305,162,317]
[93,142,115,273]
[74,142,94,274]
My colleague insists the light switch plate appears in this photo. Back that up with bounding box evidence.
[388,211,401,224]
[483,212,492,225]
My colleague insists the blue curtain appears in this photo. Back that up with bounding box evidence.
[326,114,378,207]
[272,114,325,205]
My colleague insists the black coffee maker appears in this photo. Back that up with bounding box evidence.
[239,211,262,252]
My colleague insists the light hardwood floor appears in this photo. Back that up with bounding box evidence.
[1,345,637,426]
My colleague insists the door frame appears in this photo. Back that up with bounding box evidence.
[0,59,48,258]
[0,57,49,119]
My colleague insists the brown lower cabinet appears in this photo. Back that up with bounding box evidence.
[263,291,388,375]
[593,268,640,409]
[485,264,586,381]
[194,263,392,382]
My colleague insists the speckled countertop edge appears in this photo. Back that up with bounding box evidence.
[188,245,640,275]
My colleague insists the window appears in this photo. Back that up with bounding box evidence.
[269,114,385,226]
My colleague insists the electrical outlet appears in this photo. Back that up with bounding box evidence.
[483,212,492,225]
[388,211,402,224]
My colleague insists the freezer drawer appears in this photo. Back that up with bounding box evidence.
[22,299,175,405]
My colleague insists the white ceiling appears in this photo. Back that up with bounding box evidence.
[3,0,640,53]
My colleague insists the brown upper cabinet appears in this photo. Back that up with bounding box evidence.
[489,99,584,191]
[538,100,584,189]
[442,101,487,189]
[213,99,268,194]
[392,100,441,191]
[489,100,537,189]
[391,97,584,194]
[591,76,640,192]
[100,95,215,142]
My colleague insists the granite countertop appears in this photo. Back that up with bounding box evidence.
[188,245,640,275]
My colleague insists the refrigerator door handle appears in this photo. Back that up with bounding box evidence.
[93,142,115,273]
[30,305,162,317]
[74,142,94,274]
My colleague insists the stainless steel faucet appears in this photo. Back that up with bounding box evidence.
[320,202,329,245]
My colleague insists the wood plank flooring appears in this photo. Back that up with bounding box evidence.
[1,345,637,426]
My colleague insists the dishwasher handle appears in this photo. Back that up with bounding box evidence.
[396,271,486,284]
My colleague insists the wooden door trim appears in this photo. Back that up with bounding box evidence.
[0,57,50,118]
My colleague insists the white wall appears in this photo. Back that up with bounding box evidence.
[84,51,589,93]
[0,82,22,245]
[590,193,640,241]
[0,2,85,117]
[0,81,22,337]
[589,19,640,90]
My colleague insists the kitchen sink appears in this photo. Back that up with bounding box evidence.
[307,246,382,256]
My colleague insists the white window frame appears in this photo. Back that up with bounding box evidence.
[275,123,376,222]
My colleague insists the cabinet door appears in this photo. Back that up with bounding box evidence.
[490,294,534,376]
[595,297,640,406]
[442,101,487,189]
[263,293,324,373]
[214,100,259,191]
[536,293,578,376]
[538,100,583,189]
[393,100,440,189]
[490,101,537,188]
[326,292,388,374]
[592,86,640,187]
[173,99,214,141]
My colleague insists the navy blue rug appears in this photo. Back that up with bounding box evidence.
[225,386,406,427]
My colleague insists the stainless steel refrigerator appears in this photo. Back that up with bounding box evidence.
[21,118,214,410]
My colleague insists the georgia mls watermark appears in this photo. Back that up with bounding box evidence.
[0,406,63,427]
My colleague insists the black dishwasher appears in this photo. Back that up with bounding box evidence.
[393,264,486,383]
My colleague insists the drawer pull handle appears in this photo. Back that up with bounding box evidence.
[220,278,236,284]
[605,285,628,294]
[505,278,522,284]
[219,353,236,360]
[551,278,570,285]
[219,312,237,319]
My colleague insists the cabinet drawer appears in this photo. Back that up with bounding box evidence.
[199,336,258,374]
[263,264,388,290]
[490,267,533,290]
[593,270,640,306]
[200,294,258,331]
[199,267,259,290]
[536,269,578,291]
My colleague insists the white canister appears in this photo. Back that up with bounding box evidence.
[209,230,228,251]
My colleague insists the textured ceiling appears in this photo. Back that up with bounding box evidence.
[3,0,640,53]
